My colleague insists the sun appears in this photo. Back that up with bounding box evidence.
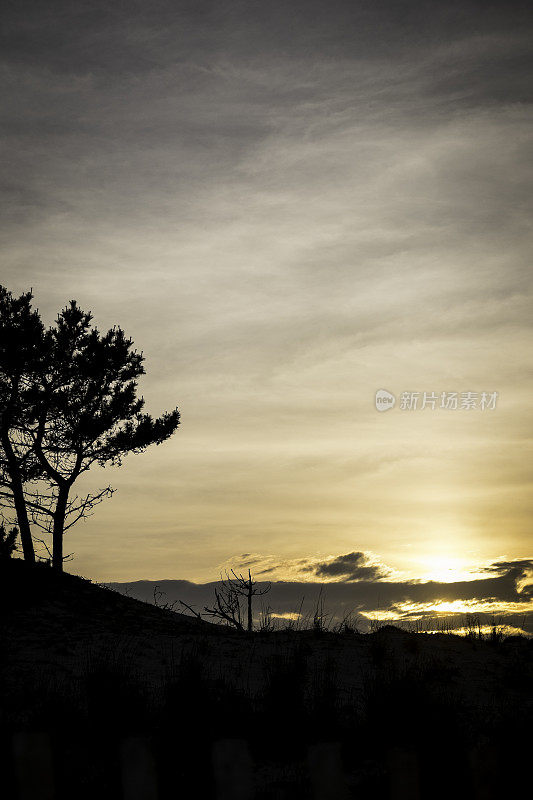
[415,554,471,583]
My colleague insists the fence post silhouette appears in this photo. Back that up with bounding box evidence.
[12,732,55,800]
[307,742,350,799]
[212,738,253,800]
[120,736,159,800]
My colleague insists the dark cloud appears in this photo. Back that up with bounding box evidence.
[482,559,533,597]
[311,551,389,581]
[3,1,532,72]
[483,558,533,576]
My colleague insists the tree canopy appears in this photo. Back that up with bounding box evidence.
[0,286,180,570]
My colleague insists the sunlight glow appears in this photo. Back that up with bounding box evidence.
[413,553,474,583]
[395,599,532,616]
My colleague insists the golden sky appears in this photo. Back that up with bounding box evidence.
[1,1,532,586]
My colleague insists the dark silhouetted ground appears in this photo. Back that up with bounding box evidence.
[0,559,531,799]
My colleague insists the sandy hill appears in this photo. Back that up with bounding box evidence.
[0,558,216,637]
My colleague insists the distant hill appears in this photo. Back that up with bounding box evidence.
[107,576,533,635]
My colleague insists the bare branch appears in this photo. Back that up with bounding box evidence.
[179,600,203,620]
[34,536,53,560]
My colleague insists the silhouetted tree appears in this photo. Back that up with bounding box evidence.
[0,523,18,558]
[29,301,180,570]
[203,569,271,632]
[0,287,46,563]
[0,287,181,571]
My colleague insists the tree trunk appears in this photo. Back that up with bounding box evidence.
[11,482,35,564]
[52,486,68,572]
[0,430,35,564]
[12,482,35,564]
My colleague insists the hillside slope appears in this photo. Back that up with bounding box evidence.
[0,558,216,636]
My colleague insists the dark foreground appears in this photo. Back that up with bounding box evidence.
[0,561,531,799]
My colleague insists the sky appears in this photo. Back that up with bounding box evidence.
[1,1,532,606]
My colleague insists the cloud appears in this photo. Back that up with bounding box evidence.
[312,551,390,581]
[2,1,532,583]
[219,551,391,583]
[481,558,533,597]
[482,558,533,576]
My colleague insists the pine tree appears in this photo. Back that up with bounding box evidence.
[0,287,181,571]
